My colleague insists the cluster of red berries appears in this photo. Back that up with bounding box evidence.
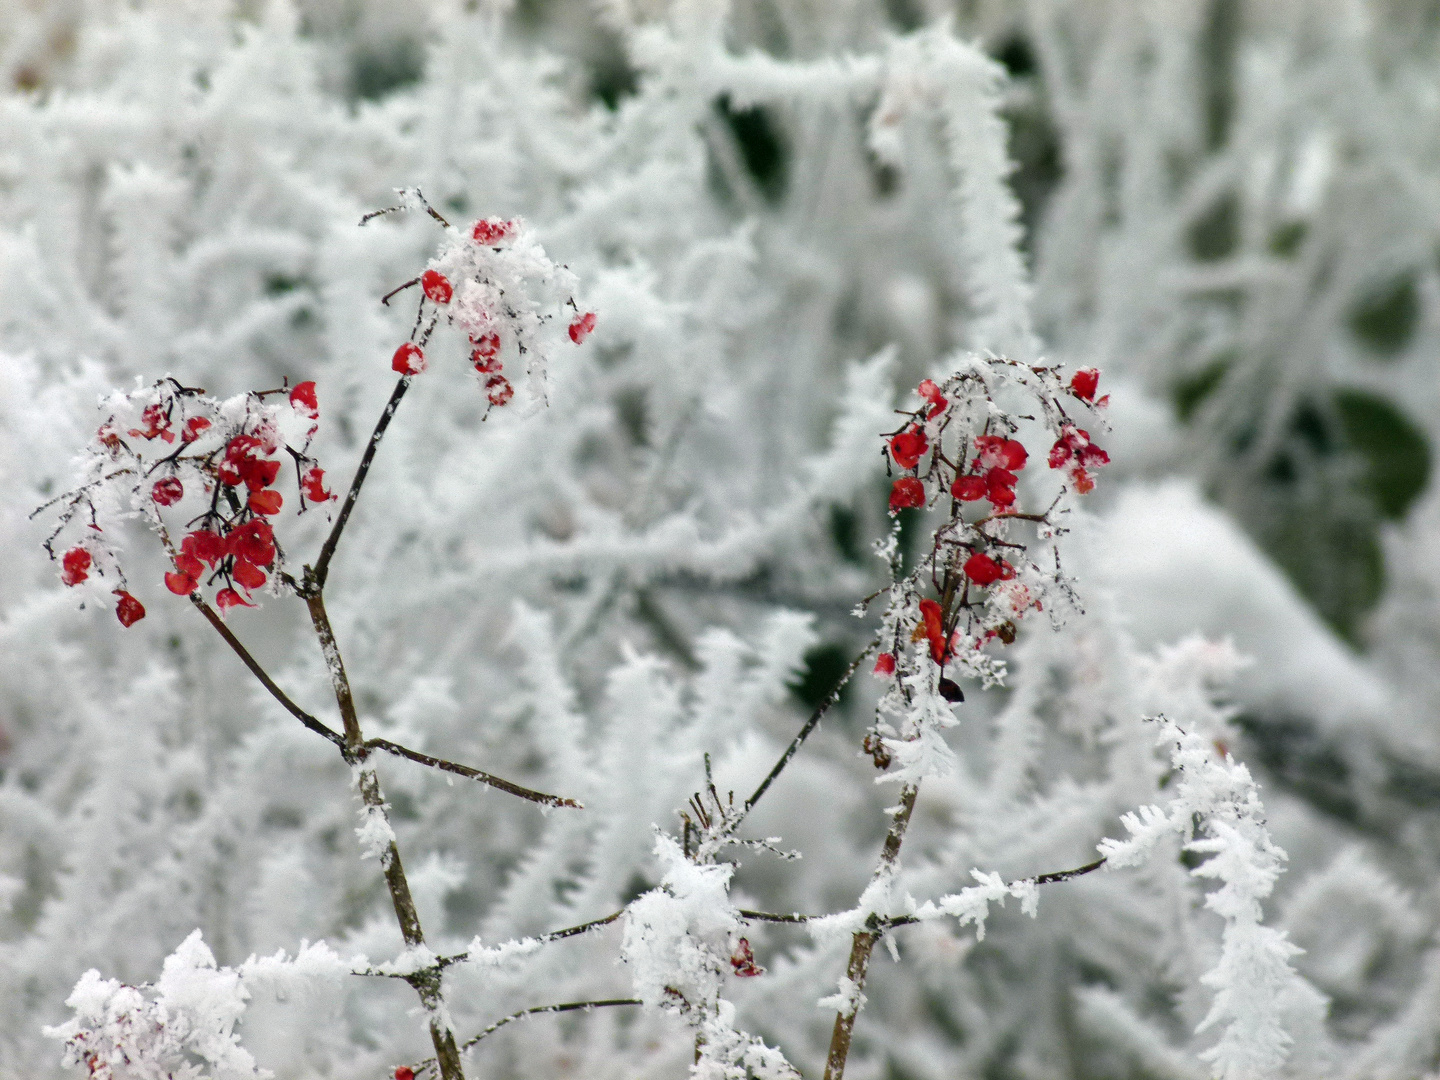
[56,381,336,625]
[872,364,1111,683]
[886,368,1109,514]
[387,216,596,410]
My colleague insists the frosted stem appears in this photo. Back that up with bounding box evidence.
[823,782,920,1080]
[306,590,465,1080]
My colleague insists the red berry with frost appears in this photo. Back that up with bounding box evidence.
[485,374,514,406]
[61,547,92,586]
[975,435,1027,472]
[395,1068,416,1080]
[471,218,511,245]
[917,378,948,419]
[114,590,146,627]
[130,403,175,443]
[248,488,283,516]
[289,381,319,418]
[874,652,896,676]
[151,477,184,506]
[889,426,929,470]
[302,467,333,502]
[181,416,212,443]
[392,342,426,375]
[1069,368,1100,402]
[889,477,925,512]
[568,312,597,344]
[964,552,1003,587]
[421,270,453,305]
[215,587,254,614]
[952,474,987,501]
[730,938,764,977]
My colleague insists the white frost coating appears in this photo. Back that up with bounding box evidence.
[621,836,798,1079]
[869,27,1039,361]
[44,930,265,1080]
[912,870,1039,942]
[353,799,397,863]
[817,977,865,1017]
[876,660,960,786]
[456,935,547,970]
[622,835,741,1008]
[1099,718,1326,1080]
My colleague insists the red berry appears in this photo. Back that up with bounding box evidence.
[232,559,267,591]
[421,270,453,305]
[165,570,198,595]
[181,416,212,443]
[918,598,947,664]
[1069,368,1100,402]
[248,489,283,516]
[975,435,1027,472]
[229,520,276,567]
[182,530,226,567]
[289,381,319,418]
[952,474,987,501]
[301,467,333,502]
[987,485,1016,508]
[114,590,146,627]
[241,458,281,492]
[917,378,948,419]
[889,426,929,470]
[485,374,514,406]
[392,342,426,375]
[151,477,184,506]
[964,552,1003,587]
[215,587,254,614]
[873,652,896,676]
[395,1068,416,1080]
[568,312,597,344]
[730,938,764,977]
[889,477,925,512]
[471,218,511,245]
[61,547,92,586]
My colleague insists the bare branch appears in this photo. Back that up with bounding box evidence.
[363,738,583,809]
[734,639,877,829]
[309,375,411,593]
[190,595,344,749]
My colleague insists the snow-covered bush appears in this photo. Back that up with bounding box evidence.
[4,2,1440,1079]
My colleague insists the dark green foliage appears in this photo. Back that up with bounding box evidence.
[716,95,789,203]
[348,38,424,101]
[789,642,852,711]
[1335,389,1431,519]
[1187,190,1240,262]
[829,504,864,564]
[1173,354,1233,423]
[1268,220,1308,257]
[1349,271,1420,358]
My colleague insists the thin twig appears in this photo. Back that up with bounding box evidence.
[735,640,877,828]
[460,999,641,1052]
[364,738,583,809]
[738,909,814,924]
[309,376,411,592]
[190,596,345,748]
